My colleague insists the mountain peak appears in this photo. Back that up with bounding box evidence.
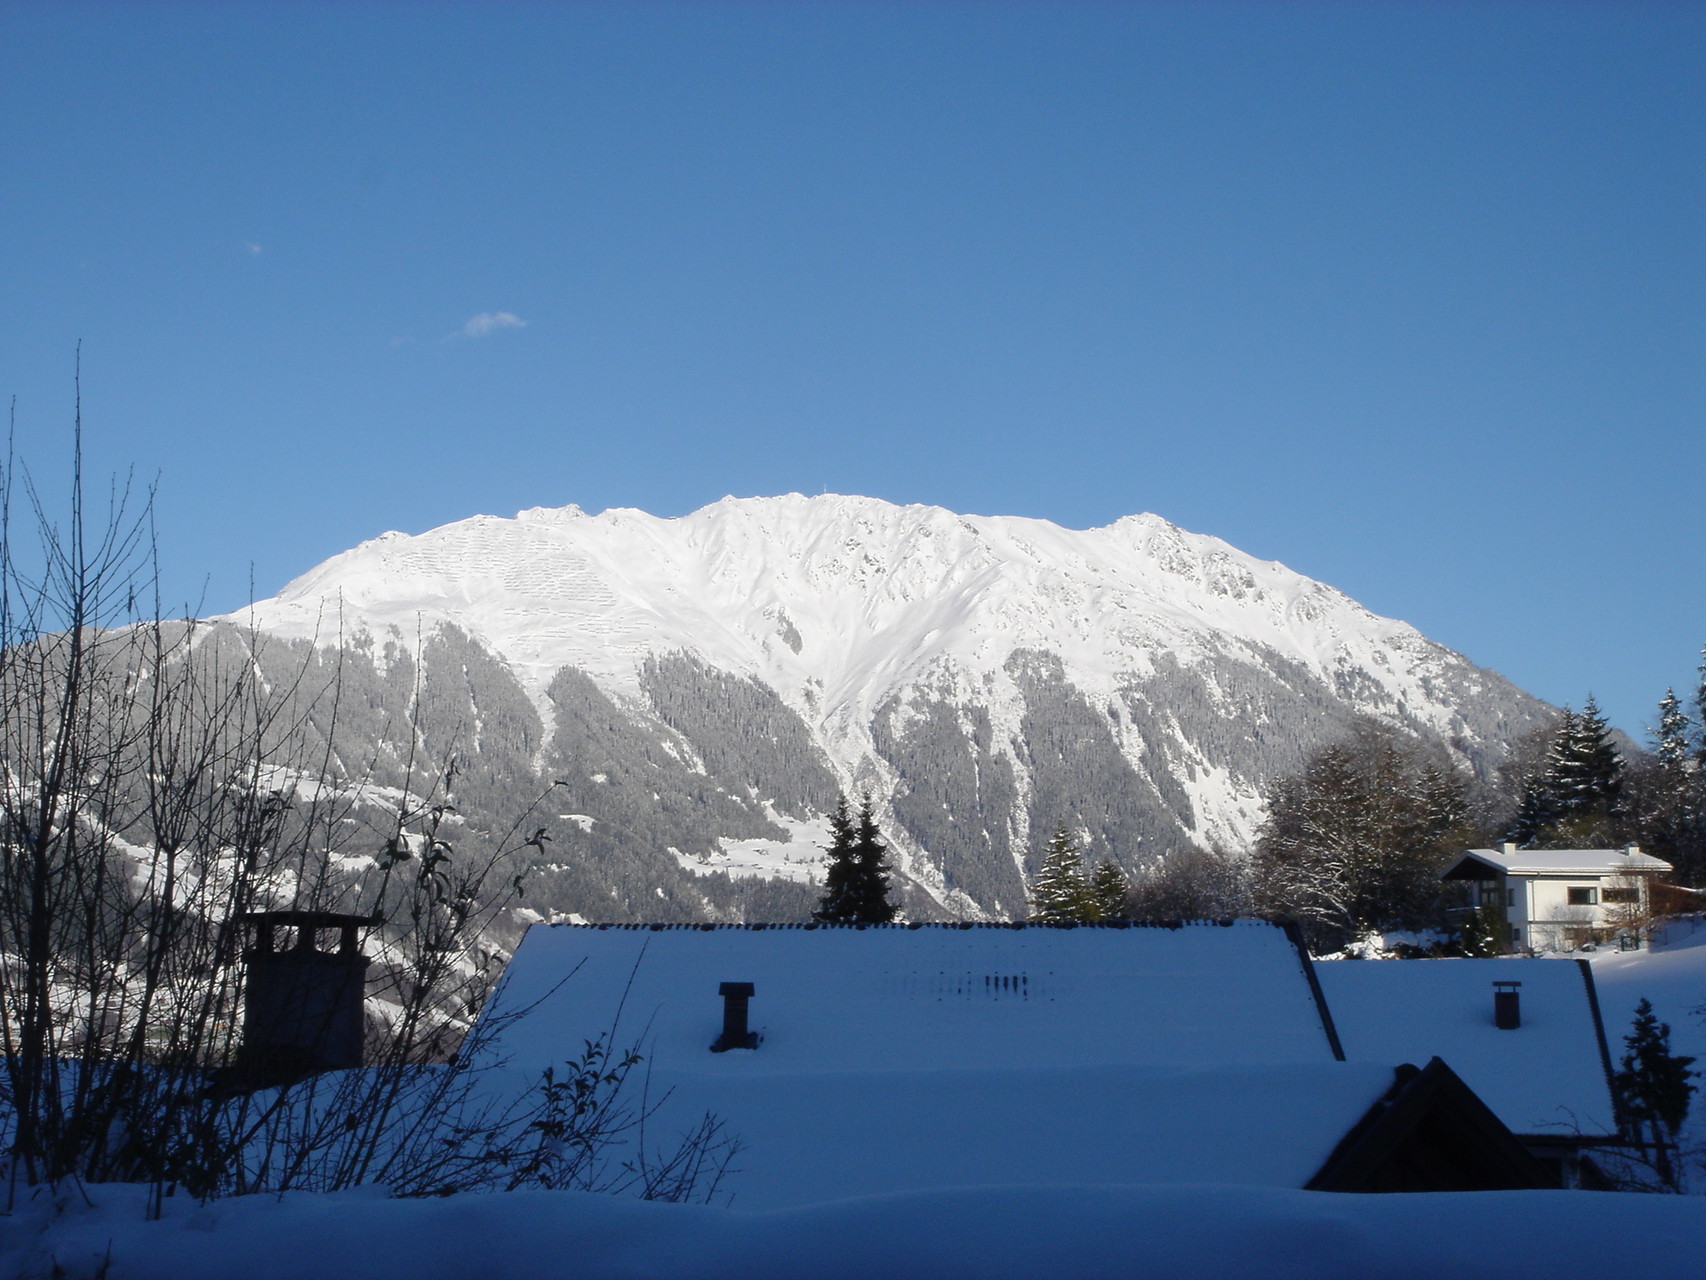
[223,493,1545,915]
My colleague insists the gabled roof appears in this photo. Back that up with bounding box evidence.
[490,920,1343,1074]
[1307,1057,1559,1192]
[1314,957,1618,1141]
[483,920,1398,1207]
[1442,846,1671,879]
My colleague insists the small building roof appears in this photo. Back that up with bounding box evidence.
[490,920,1343,1075]
[1306,1057,1559,1192]
[482,921,1398,1207]
[1314,957,1618,1141]
[1442,846,1671,879]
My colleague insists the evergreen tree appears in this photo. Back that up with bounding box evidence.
[1635,689,1700,876]
[1655,689,1694,781]
[1458,901,1510,957]
[1416,763,1470,840]
[1561,695,1622,815]
[813,793,897,924]
[1695,644,1706,770]
[1028,827,1090,922]
[1614,999,1698,1190]
[849,793,898,923]
[812,796,861,923]
[1086,859,1130,921]
[1507,708,1575,843]
[1508,701,1625,847]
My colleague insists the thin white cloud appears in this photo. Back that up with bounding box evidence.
[244,241,262,255]
[459,311,527,339]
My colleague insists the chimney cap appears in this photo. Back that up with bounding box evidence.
[238,910,382,928]
[719,981,755,998]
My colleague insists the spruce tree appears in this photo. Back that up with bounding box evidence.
[813,793,897,924]
[1508,708,1574,844]
[1458,901,1510,957]
[812,795,861,923]
[1645,689,1698,870]
[849,793,898,923]
[1510,701,1625,846]
[1028,827,1089,922]
[1614,999,1698,1189]
[1695,643,1706,769]
[1655,689,1693,781]
[1565,695,1623,817]
[1086,860,1130,921]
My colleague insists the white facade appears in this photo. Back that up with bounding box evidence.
[1442,844,1672,953]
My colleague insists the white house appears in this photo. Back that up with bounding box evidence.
[1441,844,1672,953]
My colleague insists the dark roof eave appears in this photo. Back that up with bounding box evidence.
[1439,852,1504,881]
[545,918,1280,931]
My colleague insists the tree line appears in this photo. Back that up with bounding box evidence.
[988,646,1706,950]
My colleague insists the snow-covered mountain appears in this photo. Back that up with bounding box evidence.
[222,495,1549,920]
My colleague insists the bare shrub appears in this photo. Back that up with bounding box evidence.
[0,385,734,1213]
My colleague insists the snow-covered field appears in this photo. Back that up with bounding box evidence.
[673,813,832,884]
[9,1179,1705,1280]
[1591,916,1706,1063]
[9,926,1706,1278]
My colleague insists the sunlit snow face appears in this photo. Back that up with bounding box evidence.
[222,494,1549,917]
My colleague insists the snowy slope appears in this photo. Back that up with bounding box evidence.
[222,496,1549,918]
[242,494,1486,732]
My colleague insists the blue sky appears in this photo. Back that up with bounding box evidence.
[2,1,1702,738]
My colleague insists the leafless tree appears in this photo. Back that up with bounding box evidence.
[0,379,735,1213]
[1251,721,1473,950]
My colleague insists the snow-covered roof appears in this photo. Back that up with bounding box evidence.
[1314,958,1617,1140]
[1445,846,1671,878]
[491,920,1342,1074]
[484,921,1392,1207]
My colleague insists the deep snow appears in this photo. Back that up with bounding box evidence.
[482,922,1368,1209]
[9,927,1706,1278]
[9,1180,1704,1280]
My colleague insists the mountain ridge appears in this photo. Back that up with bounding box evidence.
[218,494,1549,919]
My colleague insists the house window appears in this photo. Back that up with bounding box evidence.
[1568,887,1600,906]
[1507,888,1516,908]
[1603,887,1639,904]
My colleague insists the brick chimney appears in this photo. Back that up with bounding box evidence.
[234,910,378,1087]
